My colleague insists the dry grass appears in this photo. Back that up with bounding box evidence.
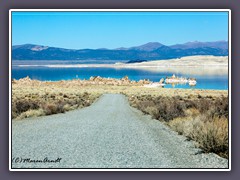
[12,81,101,120]
[127,95,229,158]
[192,116,228,158]
[169,115,228,158]
[16,109,45,120]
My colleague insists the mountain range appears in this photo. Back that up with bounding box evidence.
[12,41,228,61]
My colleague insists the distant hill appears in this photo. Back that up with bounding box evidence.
[126,59,148,64]
[12,41,228,61]
[128,42,164,51]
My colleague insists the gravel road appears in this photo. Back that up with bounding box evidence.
[12,94,228,169]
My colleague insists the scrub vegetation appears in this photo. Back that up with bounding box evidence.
[128,94,229,158]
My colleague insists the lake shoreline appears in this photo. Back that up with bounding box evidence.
[13,55,228,68]
[13,55,229,77]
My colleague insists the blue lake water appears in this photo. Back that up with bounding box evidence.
[12,66,228,90]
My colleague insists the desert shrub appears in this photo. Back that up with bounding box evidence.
[195,97,229,120]
[144,106,159,119]
[195,99,212,113]
[184,108,200,117]
[43,103,58,115]
[188,115,228,158]
[132,96,185,122]
[206,95,213,99]
[131,95,228,123]
[50,94,56,99]
[42,102,65,115]
[63,104,71,111]
[168,115,228,158]
[138,100,155,110]
[69,104,78,110]
[57,101,67,113]
[213,97,228,118]
[12,105,18,119]
[15,99,39,114]
[17,109,45,119]
[158,98,185,122]
[83,92,90,97]
[129,94,228,122]
[168,117,193,135]
[84,100,91,107]
[184,99,197,109]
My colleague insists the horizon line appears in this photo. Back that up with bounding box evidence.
[12,40,228,50]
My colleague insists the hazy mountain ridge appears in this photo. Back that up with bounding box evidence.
[12,41,228,60]
[170,40,228,50]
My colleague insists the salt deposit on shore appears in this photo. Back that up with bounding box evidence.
[118,55,228,76]
[16,55,228,76]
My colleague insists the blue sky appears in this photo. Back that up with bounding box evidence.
[12,11,229,49]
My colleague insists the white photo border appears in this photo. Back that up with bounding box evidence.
[9,9,231,171]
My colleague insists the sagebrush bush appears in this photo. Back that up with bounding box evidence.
[15,99,39,114]
[130,96,186,122]
[43,103,59,115]
[144,106,159,119]
[186,115,228,158]
[129,95,228,122]
[168,117,192,136]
